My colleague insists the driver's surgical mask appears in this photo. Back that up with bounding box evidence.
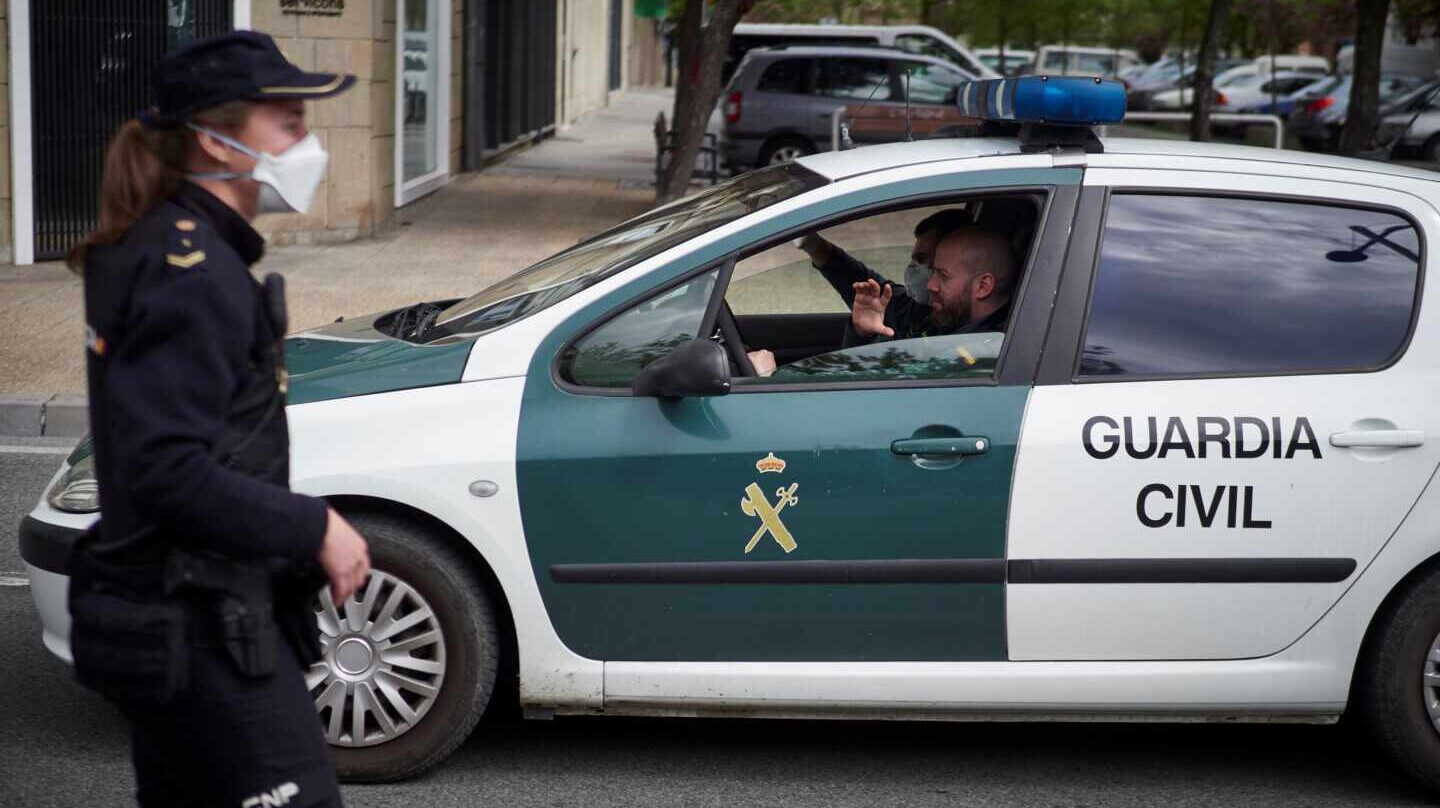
[186,125,329,214]
[904,261,933,306]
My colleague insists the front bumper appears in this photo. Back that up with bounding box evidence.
[19,512,88,664]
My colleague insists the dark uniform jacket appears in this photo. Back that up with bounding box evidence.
[80,182,327,571]
[814,246,1011,347]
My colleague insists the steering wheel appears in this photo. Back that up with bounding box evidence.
[716,303,758,377]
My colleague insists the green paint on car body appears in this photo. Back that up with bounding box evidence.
[517,167,1074,662]
[285,313,474,405]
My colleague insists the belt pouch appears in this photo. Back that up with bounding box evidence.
[69,584,188,707]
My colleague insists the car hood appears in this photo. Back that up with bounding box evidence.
[285,311,475,405]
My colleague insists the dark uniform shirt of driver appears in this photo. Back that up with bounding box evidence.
[82,182,327,565]
[816,246,1011,347]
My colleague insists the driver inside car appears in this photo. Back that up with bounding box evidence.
[746,211,1012,376]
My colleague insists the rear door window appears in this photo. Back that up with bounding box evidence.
[817,58,893,101]
[1079,194,1421,379]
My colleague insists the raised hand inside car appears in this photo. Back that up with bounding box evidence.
[851,279,895,338]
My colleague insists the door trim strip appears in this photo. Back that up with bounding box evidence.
[1006,557,1356,584]
[550,557,1356,585]
[551,558,1007,584]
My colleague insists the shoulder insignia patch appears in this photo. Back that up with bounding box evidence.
[174,219,198,232]
[166,250,207,269]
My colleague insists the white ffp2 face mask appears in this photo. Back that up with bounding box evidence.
[187,125,329,214]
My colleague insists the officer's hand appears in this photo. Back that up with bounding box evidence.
[319,508,370,605]
[852,279,895,338]
[747,349,777,377]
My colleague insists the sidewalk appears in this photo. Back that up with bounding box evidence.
[0,89,674,422]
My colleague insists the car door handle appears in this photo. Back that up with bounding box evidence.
[891,437,990,456]
[1329,429,1425,448]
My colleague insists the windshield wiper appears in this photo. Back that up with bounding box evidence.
[381,301,447,342]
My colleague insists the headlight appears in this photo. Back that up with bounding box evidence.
[47,453,99,513]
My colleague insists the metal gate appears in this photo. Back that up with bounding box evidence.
[30,0,231,260]
[483,0,556,148]
[608,0,621,92]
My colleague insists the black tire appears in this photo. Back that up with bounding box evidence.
[1355,566,1440,794]
[758,135,816,166]
[326,511,499,783]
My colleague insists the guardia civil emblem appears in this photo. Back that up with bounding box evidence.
[741,452,799,554]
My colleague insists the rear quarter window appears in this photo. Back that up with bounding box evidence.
[1079,193,1421,379]
[757,59,811,93]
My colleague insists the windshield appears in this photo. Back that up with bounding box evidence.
[426,163,827,342]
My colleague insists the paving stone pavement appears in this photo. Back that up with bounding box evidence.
[0,90,673,401]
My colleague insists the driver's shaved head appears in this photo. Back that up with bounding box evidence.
[926,227,1018,331]
[933,227,1017,296]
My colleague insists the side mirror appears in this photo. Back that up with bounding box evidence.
[631,338,732,398]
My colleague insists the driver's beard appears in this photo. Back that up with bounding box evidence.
[931,285,972,331]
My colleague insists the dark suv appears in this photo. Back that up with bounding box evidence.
[719,46,976,171]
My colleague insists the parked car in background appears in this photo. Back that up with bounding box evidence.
[1234,75,1332,119]
[726,23,996,84]
[1145,68,1316,111]
[1252,53,1331,76]
[1289,73,1427,151]
[1030,44,1140,77]
[1376,81,1440,160]
[975,47,1034,76]
[719,47,976,170]
[1127,58,1249,110]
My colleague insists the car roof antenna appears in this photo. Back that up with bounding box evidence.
[904,70,913,142]
[1380,82,1440,161]
[842,67,894,151]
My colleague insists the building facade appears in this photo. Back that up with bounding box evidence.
[5,0,663,265]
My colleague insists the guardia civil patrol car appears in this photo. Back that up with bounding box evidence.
[21,77,1440,789]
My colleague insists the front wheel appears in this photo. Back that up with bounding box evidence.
[1356,567,1440,794]
[313,512,500,782]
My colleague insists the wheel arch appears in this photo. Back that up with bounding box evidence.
[1349,548,1440,710]
[326,494,521,718]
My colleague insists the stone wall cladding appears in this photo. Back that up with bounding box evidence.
[253,0,411,246]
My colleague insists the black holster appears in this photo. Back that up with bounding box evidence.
[165,548,280,678]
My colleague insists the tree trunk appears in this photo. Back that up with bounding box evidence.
[657,0,751,205]
[1189,0,1232,141]
[667,0,702,165]
[1338,0,1391,155]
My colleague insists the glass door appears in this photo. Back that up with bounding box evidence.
[396,0,451,205]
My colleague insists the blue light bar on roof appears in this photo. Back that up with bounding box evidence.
[956,76,1126,126]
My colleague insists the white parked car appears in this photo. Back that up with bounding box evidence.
[22,77,1440,794]
[1032,44,1140,77]
[1148,69,1322,112]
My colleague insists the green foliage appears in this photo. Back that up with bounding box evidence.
[747,0,1365,60]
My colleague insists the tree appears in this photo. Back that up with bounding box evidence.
[1188,0,1232,141]
[1338,0,1391,155]
[658,0,756,205]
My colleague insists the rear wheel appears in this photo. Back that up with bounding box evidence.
[315,512,499,782]
[759,135,816,166]
[1356,567,1440,794]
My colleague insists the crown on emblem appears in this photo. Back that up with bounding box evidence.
[756,452,787,474]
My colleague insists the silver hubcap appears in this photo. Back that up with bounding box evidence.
[1425,632,1440,734]
[307,569,447,748]
[768,145,807,164]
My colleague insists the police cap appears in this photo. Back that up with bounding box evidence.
[142,31,355,128]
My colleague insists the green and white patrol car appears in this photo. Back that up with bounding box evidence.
[21,77,1440,789]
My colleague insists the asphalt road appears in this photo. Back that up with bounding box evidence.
[2,442,1437,807]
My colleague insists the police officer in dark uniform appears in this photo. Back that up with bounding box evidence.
[65,31,371,808]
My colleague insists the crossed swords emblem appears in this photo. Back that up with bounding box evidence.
[741,482,800,554]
